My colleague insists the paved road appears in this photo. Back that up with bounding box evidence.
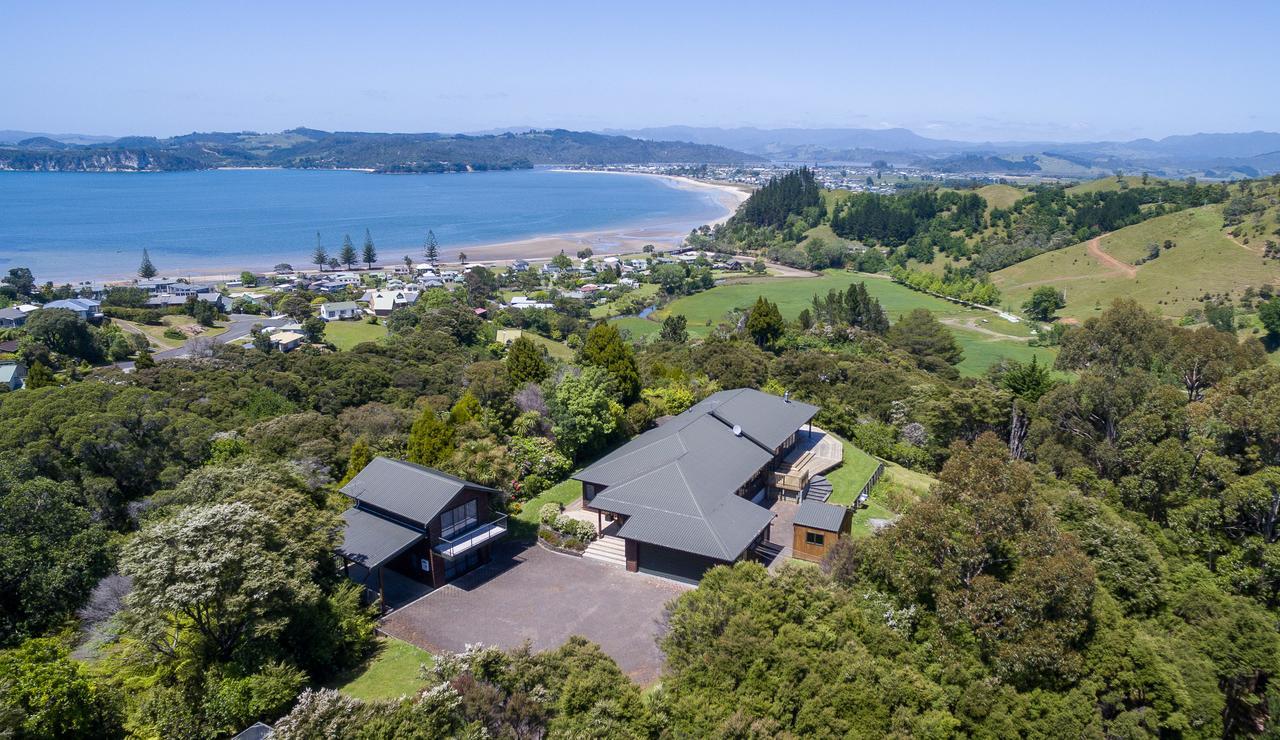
[115,314,291,370]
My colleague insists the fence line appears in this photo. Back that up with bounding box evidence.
[853,462,886,509]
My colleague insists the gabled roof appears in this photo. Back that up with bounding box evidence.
[337,506,424,569]
[577,388,818,561]
[43,298,101,311]
[795,500,848,532]
[340,456,499,527]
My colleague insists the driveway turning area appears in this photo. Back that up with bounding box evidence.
[379,542,689,685]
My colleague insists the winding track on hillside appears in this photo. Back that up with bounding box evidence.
[1086,234,1136,279]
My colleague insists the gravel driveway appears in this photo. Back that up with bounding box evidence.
[379,542,689,684]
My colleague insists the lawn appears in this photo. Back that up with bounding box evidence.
[123,315,227,350]
[993,204,1280,322]
[524,332,574,361]
[651,269,1055,376]
[324,319,388,350]
[974,184,1026,211]
[328,637,433,701]
[511,475,582,539]
[824,435,883,506]
[590,283,659,319]
[610,316,662,342]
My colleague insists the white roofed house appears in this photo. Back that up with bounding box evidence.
[369,289,420,316]
[318,301,361,321]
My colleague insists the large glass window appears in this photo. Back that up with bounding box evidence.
[439,499,478,539]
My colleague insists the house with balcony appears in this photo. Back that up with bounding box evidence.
[574,388,836,583]
[336,457,507,609]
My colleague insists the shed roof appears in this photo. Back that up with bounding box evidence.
[337,506,424,569]
[340,456,500,527]
[794,500,848,532]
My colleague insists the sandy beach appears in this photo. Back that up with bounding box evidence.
[81,171,751,284]
[459,172,750,263]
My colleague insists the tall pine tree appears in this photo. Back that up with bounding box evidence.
[362,229,377,269]
[312,233,328,272]
[339,234,357,270]
[138,249,158,279]
[424,230,439,264]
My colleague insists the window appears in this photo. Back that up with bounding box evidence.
[439,499,478,539]
[804,531,825,547]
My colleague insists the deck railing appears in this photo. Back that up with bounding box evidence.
[434,514,508,559]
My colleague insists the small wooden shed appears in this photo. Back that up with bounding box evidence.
[792,500,851,562]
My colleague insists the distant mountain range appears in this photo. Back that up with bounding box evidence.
[605,126,1280,177]
[0,128,762,173]
[5,125,1277,177]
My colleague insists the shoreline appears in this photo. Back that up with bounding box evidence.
[40,170,750,285]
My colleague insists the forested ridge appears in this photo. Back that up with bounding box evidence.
[0,128,761,173]
[3,229,1280,736]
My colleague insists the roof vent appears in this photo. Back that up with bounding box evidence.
[732,424,743,436]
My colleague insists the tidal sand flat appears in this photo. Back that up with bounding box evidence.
[0,168,737,282]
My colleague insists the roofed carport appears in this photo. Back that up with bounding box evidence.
[337,507,427,610]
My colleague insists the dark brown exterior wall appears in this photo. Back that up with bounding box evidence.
[425,488,492,588]
[625,539,639,572]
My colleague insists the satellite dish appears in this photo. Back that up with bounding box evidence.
[732,424,742,436]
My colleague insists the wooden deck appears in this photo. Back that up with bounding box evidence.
[770,427,843,492]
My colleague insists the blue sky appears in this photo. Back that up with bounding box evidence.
[5,0,1277,142]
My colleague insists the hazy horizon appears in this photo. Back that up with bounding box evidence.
[5,0,1278,142]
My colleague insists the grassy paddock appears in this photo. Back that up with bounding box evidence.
[650,270,1054,376]
[994,204,1280,322]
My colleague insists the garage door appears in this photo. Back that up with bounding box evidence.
[636,543,723,585]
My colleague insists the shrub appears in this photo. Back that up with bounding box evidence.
[539,502,562,526]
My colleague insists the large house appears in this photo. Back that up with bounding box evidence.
[336,457,508,605]
[42,298,103,321]
[575,388,820,583]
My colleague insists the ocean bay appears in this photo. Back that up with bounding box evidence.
[0,167,730,281]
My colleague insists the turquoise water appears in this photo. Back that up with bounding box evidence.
[0,168,724,282]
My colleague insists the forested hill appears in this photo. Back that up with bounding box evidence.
[0,128,762,173]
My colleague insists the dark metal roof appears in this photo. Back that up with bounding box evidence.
[340,457,499,527]
[577,388,817,560]
[794,500,848,532]
[337,507,423,569]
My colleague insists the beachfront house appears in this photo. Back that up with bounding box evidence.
[42,298,104,321]
[336,457,508,606]
[135,279,177,294]
[575,388,824,584]
[318,301,361,321]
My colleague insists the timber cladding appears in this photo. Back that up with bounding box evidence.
[792,524,837,562]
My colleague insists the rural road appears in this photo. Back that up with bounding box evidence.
[1086,234,1137,279]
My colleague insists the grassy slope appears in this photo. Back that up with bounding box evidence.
[849,462,937,537]
[975,184,1025,211]
[825,436,883,506]
[329,637,433,701]
[524,331,574,361]
[647,270,1053,376]
[325,320,388,350]
[993,204,1280,322]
